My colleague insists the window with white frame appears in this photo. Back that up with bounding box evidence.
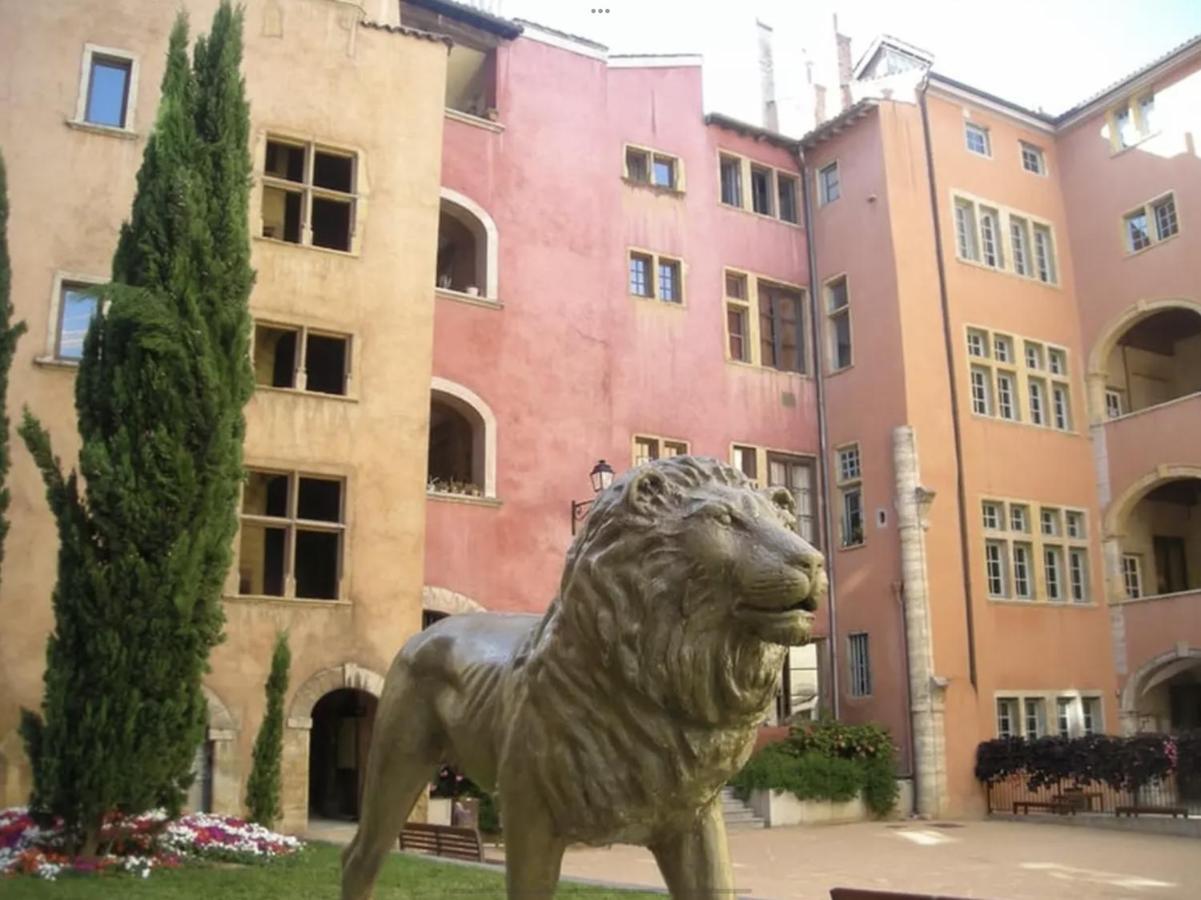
[1124,192,1179,253]
[1082,697,1102,735]
[53,281,101,361]
[1028,377,1046,426]
[994,334,1013,362]
[75,45,138,131]
[825,276,852,371]
[253,322,351,396]
[1052,384,1072,431]
[965,121,991,156]
[970,366,992,415]
[1057,697,1073,737]
[966,328,1073,431]
[238,469,345,600]
[1122,553,1143,599]
[725,271,750,362]
[1033,224,1057,283]
[848,633,871,697]
[1010,216,1032,277]
[967,328,988,358]
[996,371,1017,420]
[768,452,817,543]
[999,693,1102,738]
[836,444,863,548]
[954,198,979,261]
[632,434,688,466]
[1024,698,1046,737]
[1047,348,1066,376]
[1109,93,1155,150]
[1105,388,1125,418]
[261,138,357,252]
[982,499,1089,603]
[819,161,840,205]
[1020,141,1046,175]
[954,195,1058,284]
[732,444,758,482]
[997,697,1018,737]
[980,206,1004,268]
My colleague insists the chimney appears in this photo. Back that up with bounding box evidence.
[757,20,779,132]
[835,14,853,112]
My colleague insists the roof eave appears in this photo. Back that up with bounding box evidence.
[703,112,800,151]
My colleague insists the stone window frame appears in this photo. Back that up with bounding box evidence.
[1019,140,1046,175]
[627,247,686,307]
[728,443,819,544]
[950,191,1060,286]
[35,270,106,367]
[622,142,685,193]
[835,441,864,550]
[716,148,804,226]
[995,690,1105,738]
[980,495,1092,604]
[721,267,808,375]
[632,433,689,467]
[962,324,1075,434]
[1121,191,1181,256]
[847,632,872,698]
[964,121,992,157]
[251,316,358,401]
[823,273,853,374]
[1106,91,1156,153]
[70,42,141,136]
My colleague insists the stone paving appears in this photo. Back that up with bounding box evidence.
[308,817,1201,899]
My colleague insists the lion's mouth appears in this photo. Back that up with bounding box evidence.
[739,594,819,615]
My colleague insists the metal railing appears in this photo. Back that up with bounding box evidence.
[985,771,1201,816]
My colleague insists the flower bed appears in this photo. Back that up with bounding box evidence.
[0,808,302,881]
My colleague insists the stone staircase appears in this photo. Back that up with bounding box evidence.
[720,787,766,830]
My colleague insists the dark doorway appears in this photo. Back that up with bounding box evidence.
[309,689,378,821]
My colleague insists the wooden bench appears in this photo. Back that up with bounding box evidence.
[1013,798,1075,815]
[398,821,485,862]
[832,888,973,900]
[1115,805,1190,819]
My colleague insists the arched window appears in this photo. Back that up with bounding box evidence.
[427,377,497,499]
[1115,476,1201,600]
[436,189,498,302]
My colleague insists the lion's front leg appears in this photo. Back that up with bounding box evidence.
[649,800,737,899]
[501,787,567,899]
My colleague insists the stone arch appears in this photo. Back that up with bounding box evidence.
[429,375,498,498]
[1103,464,1201,539]
[1120,645,1201,733]
[422,585,486,616]
[195,685,239,815]
[1086,298,1201,424]
[437,187,499,301]
[281,662,387,832]
[0,728,31,808]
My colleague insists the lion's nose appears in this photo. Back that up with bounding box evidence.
[793,548,824,577]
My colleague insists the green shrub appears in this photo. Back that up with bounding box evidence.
[729,721,899,817]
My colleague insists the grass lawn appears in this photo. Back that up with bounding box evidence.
[2,842,663,899]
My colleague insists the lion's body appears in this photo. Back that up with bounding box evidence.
[342,457,824,900]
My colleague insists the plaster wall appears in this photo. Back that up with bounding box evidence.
[0,0,446,830]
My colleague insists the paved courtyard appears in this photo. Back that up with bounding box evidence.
[543,820,1201,899]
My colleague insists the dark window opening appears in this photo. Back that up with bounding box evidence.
[428,398,481,495]
[296,529,339,599]
[444,44,498,118]
[244,471,290,517]
[298,477,342,523]
[265,141,305,182]
[778,175,799,223]
[313,151,353,192]
[85,55,132,128]
[626,148,649,183]
[254,324,298,388]
[759,281,805,373]
[312,197,352,251]
[1154,535,1189,595]
[423,610,450,630]
[436,205,483,295]
[238,523,286,596]
[305,334,348,395]
[720,155,742,206]
[751,165,773,215]
[309,689,377,821]
[262,186,302,243]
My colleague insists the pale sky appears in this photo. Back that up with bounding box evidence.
[495,0,1201,114]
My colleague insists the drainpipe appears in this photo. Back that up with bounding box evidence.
[917,80,978,688]
[799,147,840,719]
[893,579,917,782]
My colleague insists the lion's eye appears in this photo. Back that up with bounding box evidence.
[716,510,735,527]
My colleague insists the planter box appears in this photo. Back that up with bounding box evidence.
[426,797,452,826]
[748,789,867,826]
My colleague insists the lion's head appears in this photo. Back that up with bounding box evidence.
[544,456,825,725]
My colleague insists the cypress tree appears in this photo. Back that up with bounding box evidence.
[0,151,29,583]
[19,3,253,856]
[246,632,291,828]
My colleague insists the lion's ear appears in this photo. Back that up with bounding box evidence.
[626,467,671,516]
[768,487,796,517]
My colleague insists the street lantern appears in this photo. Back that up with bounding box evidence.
[572,459,616,535]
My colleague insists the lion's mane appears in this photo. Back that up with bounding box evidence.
[504,457,793,843]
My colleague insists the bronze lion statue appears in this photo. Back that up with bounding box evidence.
[342,456,824,899]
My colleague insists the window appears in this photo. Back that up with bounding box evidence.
[1065,511,1085,539]
[1010,505,1029,533]
[1122,553,1143,599]
[954,199,979,261]
[624,145,682,191]
[54,282,100,361]
[1082,697,1101,735]
[848,633,871,697]
[1069,548,1089,603]
[1044,546,1064,601]
[254,323,350,396]
[732,445,758,482]
[1025,341,1044,371]
[1024,698,1046,738]
[1057,697,1073,738]
[1153,194,1179,241]
[818,162,840,205]
[720,154,743,207]
[84,53,134,129]
[970,366,992,415]
[1010,217,1031,277]
[1033,224,1056,283]
[835,446,861,485]
[836,444,863,549]
[629,250,683,304]
[758,281,805,373]
[633,435,688,466]
[768,453,816,542]
[1124,192,1179,252]
[982,501,1002,531]
[1105,388,1125,419]
[1040,508,1060,537]
[629,253,652,297]
[826,277,852,371]
[261,139,357,252]
[238,470,344,600]
[1153,535,1189,595]
[996,372,1017,420]
[966,329,988,358]
[965,122,991,156]
[980,207,1003,268]
[1028,378,1046,426]
[1020,142,1046,175]
[750,165,774,216]
[1052,384,1072,430]
[997,698,1018,737]
[985,540,1008,597]
[658,258,682,303]
[725,272,750,362]
[778,174,799,223]
[1013,543,1033,598]
[994,334,1013,363]
[1110,93,1155,149]
[1047,348,1066,376]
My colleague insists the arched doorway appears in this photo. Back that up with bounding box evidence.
[1089,300,1201,420]
[308,688,378,821]
[1108,474,1201,600]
